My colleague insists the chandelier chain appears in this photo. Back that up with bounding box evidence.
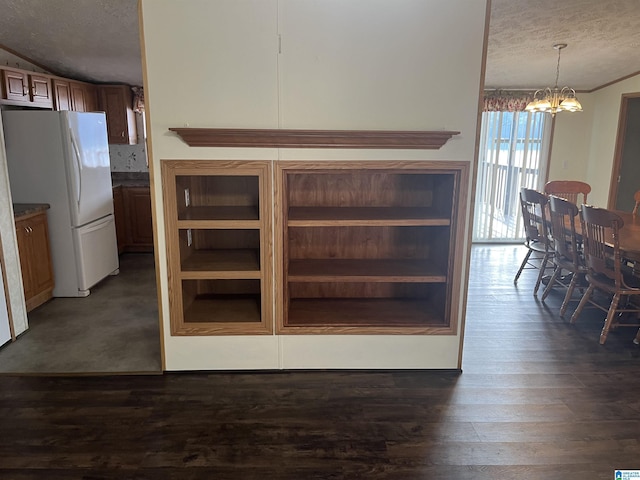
[555,47,562,88]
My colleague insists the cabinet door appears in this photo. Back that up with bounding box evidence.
[14,219,35,301]
[124,186,153,250]
[70,82,86,112]
[1,68,29,103]
[29,74,53,108]
[53,79,72,111]
[83,84,99,112]
[28,213,55,295]
[99,85,137,144]
[15,213,55,312]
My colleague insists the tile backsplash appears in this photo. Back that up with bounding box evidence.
[109,113,149,172]
[109,143,148,172]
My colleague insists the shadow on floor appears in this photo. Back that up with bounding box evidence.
[0,253,161,374]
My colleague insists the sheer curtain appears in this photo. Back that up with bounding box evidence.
[473,92,551,242]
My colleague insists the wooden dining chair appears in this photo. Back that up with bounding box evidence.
[632,190,640,215]
[544,180,591,206]
[541,195,586,316]
[514,188,553,295]
[570,205,640,344]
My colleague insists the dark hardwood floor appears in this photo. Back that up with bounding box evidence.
[0,244,639,479]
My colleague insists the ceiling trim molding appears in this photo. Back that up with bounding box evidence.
[588,70,640,93]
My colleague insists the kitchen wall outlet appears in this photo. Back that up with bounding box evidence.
[184,188,190,207]
[187,229,192,247]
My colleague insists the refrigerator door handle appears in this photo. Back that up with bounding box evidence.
[81,215,113,234]
[69,128,83,207]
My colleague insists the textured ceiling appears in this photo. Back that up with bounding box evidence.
[0,0,639,91]
[0,0,141,86]
[486,0,640,91]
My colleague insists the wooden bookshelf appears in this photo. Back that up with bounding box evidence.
[275,161,469,335]
[161,160,272,335]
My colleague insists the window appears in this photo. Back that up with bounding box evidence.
[473,111,551,242]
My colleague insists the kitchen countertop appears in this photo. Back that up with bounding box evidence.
[13,203,50,219]
[111,172,150,188]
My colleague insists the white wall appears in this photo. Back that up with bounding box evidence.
[586,74,640,207]
[549,73,640,207]
[140,0,488,370]
[547,94,594,183]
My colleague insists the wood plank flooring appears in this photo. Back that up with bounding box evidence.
[0,244,639,479]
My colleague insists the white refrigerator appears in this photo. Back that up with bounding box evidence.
[2,110,119,297]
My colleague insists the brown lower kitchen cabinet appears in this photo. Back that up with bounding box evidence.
[112,186,126,254]
[113,185,153,253]
[124,186,153,251]
[161,160,273,335]
[15,210,54,312]
[275,160,469,335]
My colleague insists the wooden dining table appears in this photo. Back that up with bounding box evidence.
[609,210,640,263]
[539,205,640,262]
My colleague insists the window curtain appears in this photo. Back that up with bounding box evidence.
[132,86,145,113]
[483,90,533,112]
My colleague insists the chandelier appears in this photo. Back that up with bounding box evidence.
[525,43,582,116]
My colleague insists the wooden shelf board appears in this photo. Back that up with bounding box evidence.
[288,259,446,282]
[287,207,450,226]
[182,249,260,272]
[184,295,261,324]
[181,271,262,280]
[169,128,460,149]
[179,205,259,221]
[286,298,446,327]
[177,220,261,229]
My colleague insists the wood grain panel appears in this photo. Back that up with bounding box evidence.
[286,298,448,329]
[181,249,260,274]
[287,172,447,208]
[288,282,446,301]
[288,226,450,264]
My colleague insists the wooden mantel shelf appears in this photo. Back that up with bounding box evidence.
[168,128,460,149]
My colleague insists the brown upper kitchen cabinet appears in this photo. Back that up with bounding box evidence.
[98,85,137,145]
[1,67,53,108]
[53,78,98,112]
[70,81,98,112]
[52,79,72,110]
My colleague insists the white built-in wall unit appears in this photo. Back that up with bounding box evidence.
[140,0,488,370]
